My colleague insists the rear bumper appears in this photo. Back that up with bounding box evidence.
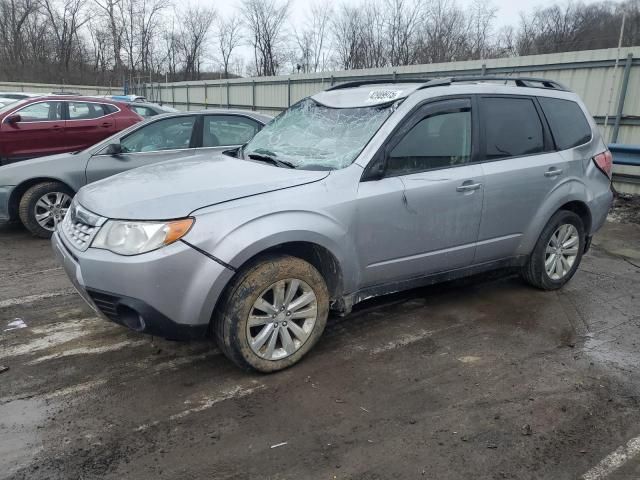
[0,186,14,221]
[52,230,234,340]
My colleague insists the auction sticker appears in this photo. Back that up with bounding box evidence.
[366,89,403,103]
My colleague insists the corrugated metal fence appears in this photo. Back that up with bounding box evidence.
[0,81,122,97]
[139,47,640,144]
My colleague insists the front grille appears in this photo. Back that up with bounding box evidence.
[87,290,119,321]
[60,202,104,251]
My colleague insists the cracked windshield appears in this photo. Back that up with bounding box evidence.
[244,98,395,170]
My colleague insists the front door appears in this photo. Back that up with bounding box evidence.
[1,101,65,161]
[85,115,198,184]
[356,98,484,287]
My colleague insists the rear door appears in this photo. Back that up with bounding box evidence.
[475,95,567,263]
[85,114,198,183]
[65,101,116,150]
[1,101,65,161]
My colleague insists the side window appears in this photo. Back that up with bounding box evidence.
[16,102,62,122]
[481,97,544,160]
[68,102,105,120]
[102,104,118,115]
[119,116,196,153]
[538,97,592,150]
[387,110,471,175]
[202,115,261,147]
[132,106,155,117]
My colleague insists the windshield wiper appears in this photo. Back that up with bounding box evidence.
[247,153,296,169]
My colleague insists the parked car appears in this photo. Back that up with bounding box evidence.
[0,92,41,100]
[0,97,17,108]
[104,94,147,103]
[1,109,271,237]
[125,101,179,118]
[52,77,613,372]
[0,95,142,166]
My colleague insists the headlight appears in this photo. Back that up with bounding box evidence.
[92,218,194,255]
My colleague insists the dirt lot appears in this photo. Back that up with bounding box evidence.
[1,209,640,480]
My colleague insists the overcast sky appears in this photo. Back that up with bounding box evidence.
[210,0,624,25]
[199,0,626,71]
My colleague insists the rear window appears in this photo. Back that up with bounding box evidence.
[538,97,592,150]
[481,97,544,160]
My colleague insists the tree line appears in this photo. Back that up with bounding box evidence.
[0,0,638,87]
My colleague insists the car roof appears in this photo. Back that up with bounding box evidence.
[147,108,273,123]
[313,76,575,108]
[16,95,127,105]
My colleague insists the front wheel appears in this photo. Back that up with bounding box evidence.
[213,255,330,372]
[521,210,585,290]
[19,182,73,238]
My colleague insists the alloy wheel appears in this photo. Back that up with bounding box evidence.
[545,224,579,281]
[247,278,318,361]
[34,192,72,231]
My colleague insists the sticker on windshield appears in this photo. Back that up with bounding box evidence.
[366,89,403,103]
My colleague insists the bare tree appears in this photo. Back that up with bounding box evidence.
[40,0,89,78]
[384,0,422,66]
[177,6,216,80]
[242,0,290,76]
[92,0,124,76]
[294,0,331,73]
[216,14,243,78]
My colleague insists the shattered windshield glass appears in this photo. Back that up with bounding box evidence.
[243,98,395,170]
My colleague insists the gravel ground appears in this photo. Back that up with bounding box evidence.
[1,207,639,480]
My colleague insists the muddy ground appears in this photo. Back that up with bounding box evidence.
[1,208,639,480]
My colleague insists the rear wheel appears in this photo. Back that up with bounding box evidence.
[521,210,585,290]
[19,182,73,238]
[214,255,329,372]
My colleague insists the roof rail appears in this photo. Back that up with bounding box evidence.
[325,78,429,91]
[324,75,569,92]
[419,76,569,91]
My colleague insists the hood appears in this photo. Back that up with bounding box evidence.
[77,153,330,220]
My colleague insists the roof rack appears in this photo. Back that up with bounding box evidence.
[325,78,430,91]
[419,76,569,91]
[325,75,569,92]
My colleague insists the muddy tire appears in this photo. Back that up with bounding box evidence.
[213,255,329,372]
[19,182,73,238]
[521,210,585,290]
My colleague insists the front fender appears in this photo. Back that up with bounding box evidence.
[186,209,360,295]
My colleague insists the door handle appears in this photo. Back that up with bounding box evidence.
[101,122,113,128]
[544,168,563,177]
[456,182,482,192]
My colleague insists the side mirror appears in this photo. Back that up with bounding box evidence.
[6,114,21,124]
[105,143,123,155]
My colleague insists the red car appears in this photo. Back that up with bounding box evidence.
[0,96,143,165]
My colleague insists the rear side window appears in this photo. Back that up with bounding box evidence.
[481,97,544,160]
[202,115,261,147]
[68,102,105,120]
[538,97,592,150]
[102,104,118,115]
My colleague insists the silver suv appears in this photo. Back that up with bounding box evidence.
[52,77,613,372]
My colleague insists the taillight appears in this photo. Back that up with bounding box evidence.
[593,150,613,179]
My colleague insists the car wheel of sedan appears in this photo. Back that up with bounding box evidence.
[214,255,329,373]
[521,210,585,290]
[19,181,73,238]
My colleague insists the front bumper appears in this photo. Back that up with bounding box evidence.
[52,230,234,340]
[0,186,14,221]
